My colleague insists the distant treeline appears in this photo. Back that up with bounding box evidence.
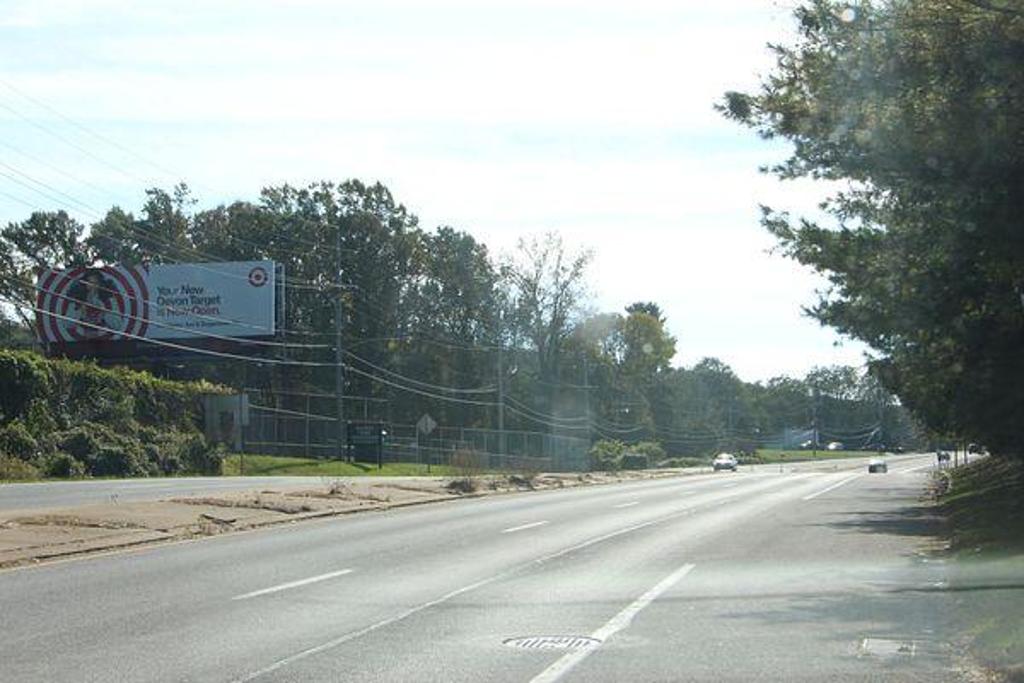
[0,181,919,458]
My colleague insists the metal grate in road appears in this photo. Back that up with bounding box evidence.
[503,636,601,651]
[859,638,917,658]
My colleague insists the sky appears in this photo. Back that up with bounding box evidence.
[0,0,870,382]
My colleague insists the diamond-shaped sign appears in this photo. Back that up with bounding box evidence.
[417,413,437,436]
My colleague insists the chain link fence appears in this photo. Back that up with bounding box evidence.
[241,400,589,472]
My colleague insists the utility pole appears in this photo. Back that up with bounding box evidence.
[876,389,885,452]
[334,225,346,462]
[583,354,592,445]
[497,340,506,457]
[811,387,819,458]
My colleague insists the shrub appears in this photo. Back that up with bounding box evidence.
[450,448,484,477]
[446,477,479,494]
[621,452,649,470]
[0,351,51,423]
[656,456,708,469]
[39,452,87,478]
[51,422,147,477]
[0,455,39,481]
[0,350,226,479]
[589,439,625,471]
[631,441,666,462]
[90,445,149,477]
[25,400,58,439]
[0,420,39,461]
[180,433,223,475]
[53,422,113,461]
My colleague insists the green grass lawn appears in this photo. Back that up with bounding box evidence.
[748,448,884,464]
[222,454,462,477]
[941,457,1024,678]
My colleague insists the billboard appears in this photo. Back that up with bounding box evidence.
[36,260,277,346]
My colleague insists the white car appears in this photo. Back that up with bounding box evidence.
[713,453,738,472]
[826,441,845,451]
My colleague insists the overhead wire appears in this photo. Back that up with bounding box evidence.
[1,91,890,447]
[0,188,40,212]
[0,99,152,186]
[0,78,185,187]
[343,350,496,395]
[0,138,110,195]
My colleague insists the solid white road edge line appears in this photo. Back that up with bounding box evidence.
[502,521,549,534]
[528,562,697,683]
[232,569,354,601]
[897,463,933,474]
[612,502,639,509]
[802,473,864,501]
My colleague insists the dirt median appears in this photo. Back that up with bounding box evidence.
[0,468,696,569]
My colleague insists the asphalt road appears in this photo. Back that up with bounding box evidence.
[0,452,923,512]
[0,475,347,512]
[0,452,960,682]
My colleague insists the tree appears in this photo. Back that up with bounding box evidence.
[0,210,91,327]
[502,233,592,412]
[90,185,196,264]
[625,301,666,323]
[720,0,1024,453]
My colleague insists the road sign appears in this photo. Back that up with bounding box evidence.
[417,413,437,436]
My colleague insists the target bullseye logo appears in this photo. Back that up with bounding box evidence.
[36,265,149,343]
[248,266,268,287]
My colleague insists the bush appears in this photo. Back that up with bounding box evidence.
[656,457,708,469]
[25,400,58,439]
[52,422,114,462]
[589,439,625,471]
[90,445,149,477]
[39,452,87,478]
[0,352,51,424]
[51,422,148,477]
[631,441,666,462]
[180,433,223,475]
[0,454,39,481]
[0,420,39,461]
[621,452,650,470]
[0,350,230,479]
[0,349,222,435]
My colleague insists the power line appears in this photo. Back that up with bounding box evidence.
[0,99,151,186]
[0,293,510,410]
[0,188,40,212]
[0,161,102,213]
[15,274,505,398]
[0,166,101,217]
[344,350,497,395]
[6,288,860,446]
[0,78,185,187]
[0,138,111,195]
[244,386,388,402]
[503,394,589,424]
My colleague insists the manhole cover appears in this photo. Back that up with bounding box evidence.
[859,638,916,658]
[503,635,601,651]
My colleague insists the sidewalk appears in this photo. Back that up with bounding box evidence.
[0,469,691,569]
